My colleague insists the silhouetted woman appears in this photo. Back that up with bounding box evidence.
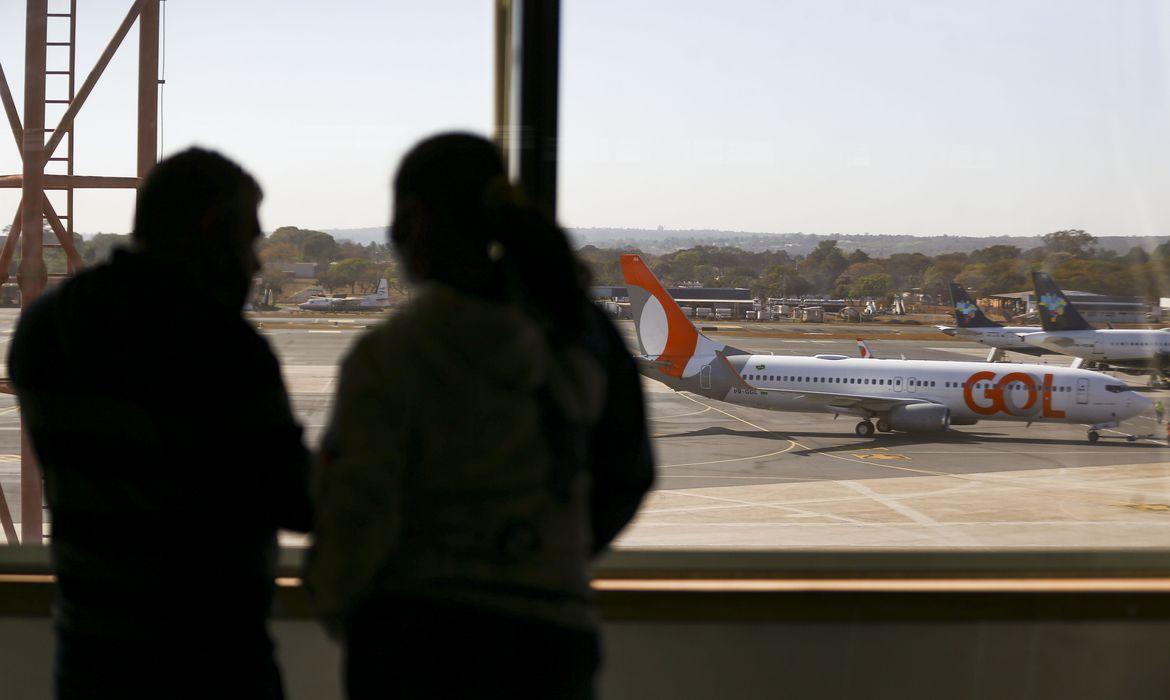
[307,133,654,699]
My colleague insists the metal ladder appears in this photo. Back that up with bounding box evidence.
[43,1,77,273]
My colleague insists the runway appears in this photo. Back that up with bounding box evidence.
[1,314,1169,548]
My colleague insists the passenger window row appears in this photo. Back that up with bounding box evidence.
[739,374,1078,393]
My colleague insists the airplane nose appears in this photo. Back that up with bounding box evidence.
[1127,392,1154,419]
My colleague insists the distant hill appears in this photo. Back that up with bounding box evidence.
[326,227,388,245]
[316,225,1170,257]
[569,228,1170,256]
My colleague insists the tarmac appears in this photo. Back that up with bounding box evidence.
[1,312,1169,548]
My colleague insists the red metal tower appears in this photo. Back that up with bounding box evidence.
[0,0,161,544]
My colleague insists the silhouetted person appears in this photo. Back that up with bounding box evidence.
[8,148,312,699]
[306,133,654,699]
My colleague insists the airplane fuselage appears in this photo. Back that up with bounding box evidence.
[938,325,1047,355]
[643,353,1148,428]
[1020,329,1170,367]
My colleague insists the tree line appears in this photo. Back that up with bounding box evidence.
[9,226,1168,304]
[0,225,400,299]
[577,230,1170,302]
[256,226,397,296]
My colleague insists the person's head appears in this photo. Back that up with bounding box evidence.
[391,133,507,290]
[132,147,262,307]
[391,133,590,341]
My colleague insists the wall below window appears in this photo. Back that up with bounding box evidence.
[4,616,1170,699]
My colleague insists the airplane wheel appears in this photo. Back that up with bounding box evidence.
[1088,430,1100,443]
[855,421,875,437]
[876,419,892,433]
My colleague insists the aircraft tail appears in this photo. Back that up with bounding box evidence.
[620,254,744,377]
[1031,271,1094,332]
[857,338,876,359]
[949,283,1000,328]
[375,278,389,300]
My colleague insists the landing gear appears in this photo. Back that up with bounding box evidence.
[1087,430,1100,443]
[855,420,876,437]
[876,418,892,433]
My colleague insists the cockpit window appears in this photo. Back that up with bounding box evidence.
[1105,385,1126,394]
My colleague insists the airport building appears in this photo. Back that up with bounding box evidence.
[592,285,754,318]
[982,290,1151,323]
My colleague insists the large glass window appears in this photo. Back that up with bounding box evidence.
[563,1,1170,549]
[0,2,492,545]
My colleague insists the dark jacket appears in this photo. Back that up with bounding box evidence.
[8,250,311,638]
[306,284,654,631]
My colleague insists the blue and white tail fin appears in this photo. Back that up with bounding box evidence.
[374,278,389,300]
[949,283,1000,328]
[621,254,747,378]
[1031,271,1094,332]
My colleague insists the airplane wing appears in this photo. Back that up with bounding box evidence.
[1023,333,1077,347]
[740,383,938,416]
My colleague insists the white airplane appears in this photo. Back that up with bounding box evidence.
[1019,272,1170,378]
[622,254,1150,442]
[298,278,390,312]
[936,283,1049,362]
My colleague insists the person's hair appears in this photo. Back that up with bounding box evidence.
[393,133,591,343]
[133,147,261,254]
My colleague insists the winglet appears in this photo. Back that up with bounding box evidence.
[856,338,876,359]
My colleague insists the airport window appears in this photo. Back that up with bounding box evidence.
[0,3,495,549]
[6,2,1151,563]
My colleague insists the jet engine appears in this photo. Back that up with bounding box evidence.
[887,404,951,432]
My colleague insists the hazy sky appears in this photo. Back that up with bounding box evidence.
[1,1,1169,238]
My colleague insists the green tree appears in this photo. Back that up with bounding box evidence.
[1042,229,1097,258]
[331,258,371,294]
[968,245,1021,265]
[357,261,393,293]
[845,249,870,265]
[260,266,291,299]
[799,240,848,293]
[266,226,339,265]
[921,253,969,298]
[261,241,300,265]
[317,267,346,293]
[884,253,932,291]
[849,273,893,299]
[301,232,340,266]
[80,233,130,265]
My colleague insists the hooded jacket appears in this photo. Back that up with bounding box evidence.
[306,284,653,631]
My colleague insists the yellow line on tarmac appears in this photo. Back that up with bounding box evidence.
[675,392,959,480]
[658,446,799,469]
[650,406,713,421]
[654,394,798,468]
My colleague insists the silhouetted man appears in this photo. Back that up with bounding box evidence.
[9,148,312,699]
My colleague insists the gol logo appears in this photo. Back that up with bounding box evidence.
[962,371,1066,418]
